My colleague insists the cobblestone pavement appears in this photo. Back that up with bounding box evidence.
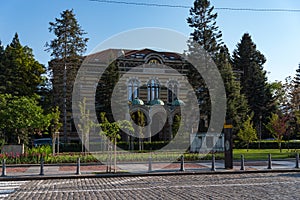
[5,172,300,199]
[0,181,28,200]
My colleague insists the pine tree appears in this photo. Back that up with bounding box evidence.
[288,65,300,138]
[45,9,89,59]
[232,33,275,135]
[0,41,5,93]
[46,9,89,141]
[187,0,223,57]
[186,0,224,132]
[215,46,248,135]
[292,64,300,111]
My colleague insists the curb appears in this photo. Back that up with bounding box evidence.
[0,168,299,182]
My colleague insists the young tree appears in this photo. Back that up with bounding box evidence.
[78,97,93,155]
[0,33,46,96]
[238,115,257,152]
[99,112,120,173]
[265,113,288,152]
[50,106,62,155]
[46,9,89,142]
[99,112,133,173]
[131,110,146,151]
[232,33,275,136]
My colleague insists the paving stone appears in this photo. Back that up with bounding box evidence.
[5,172,300,199]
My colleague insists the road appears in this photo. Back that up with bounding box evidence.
[3,172,300,199]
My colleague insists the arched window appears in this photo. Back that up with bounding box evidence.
[147,79,160,102]
[168,81,179,103]
[128,79,139,101]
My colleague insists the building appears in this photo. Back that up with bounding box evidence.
[51,48,224,152]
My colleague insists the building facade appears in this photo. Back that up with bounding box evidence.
[51,48,224,152]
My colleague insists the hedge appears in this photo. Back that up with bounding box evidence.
[234,140,300,149]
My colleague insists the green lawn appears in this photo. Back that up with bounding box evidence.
[233,149,300,160]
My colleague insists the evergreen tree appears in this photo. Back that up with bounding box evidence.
[187,0,223,57]
[291,64,300,111]
[46,9,89,141]
[45,9,89,59]
[287,65,300,139]
[186,0,224,132]
[96,61,120,119]
[0,33,45,96]
[215,46,248,135]
[232,33,275,135]
[0,41,5,93]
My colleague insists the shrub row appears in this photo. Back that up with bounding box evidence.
[55,141,170,153]
[234,140,300,149]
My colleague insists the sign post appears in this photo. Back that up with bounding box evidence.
[224,120,233,169]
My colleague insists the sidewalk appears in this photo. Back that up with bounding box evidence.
[0,160,299,180]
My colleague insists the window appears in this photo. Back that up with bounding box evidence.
[168,81,178,103]
[147,79,160,101]
[128,79,139,101]
[148,58,160,64]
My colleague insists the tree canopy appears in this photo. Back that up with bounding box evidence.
[45,9,89,59]
[187,0,223,57]
[232,33,275,134]
[0,94,55,145]
[0,33,46,96]
[215,46,248,134]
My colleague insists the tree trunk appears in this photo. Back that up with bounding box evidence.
[114,139,117,173]
[279,142,282,153]
[52,133,56,156]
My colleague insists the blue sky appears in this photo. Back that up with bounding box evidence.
[1,0,300,82]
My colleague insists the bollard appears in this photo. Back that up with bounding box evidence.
[179,155,185,171]
[148,156,152,172]
[1,159,6,177]
[76,157,81,175]
[211,154,216,171]
[296,153,299,169]
[267,153,272,169]
[240,154,245,171]
[39,157,44,175]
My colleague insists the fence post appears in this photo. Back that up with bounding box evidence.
[240,154,245,171]
[296,153,299,169]
[179,155,185,171]
[211,154,216,171]
[39,157,44,175]
[267,154,272,169]
[76,157,81,175]
[1,159,6,177]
